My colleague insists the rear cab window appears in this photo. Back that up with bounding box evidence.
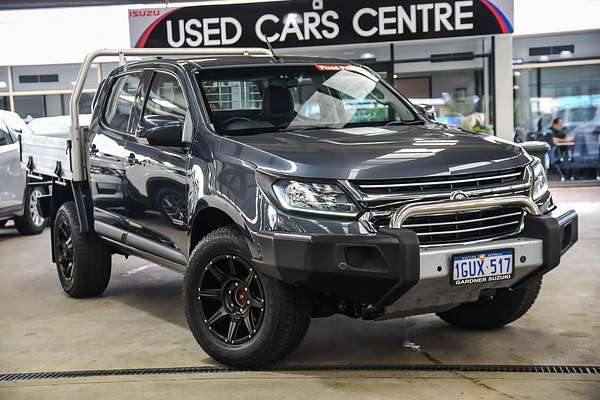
[203,80,262,111]
[103,72,143,133]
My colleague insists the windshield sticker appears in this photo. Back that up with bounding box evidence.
[315,64,379,82]
[314,64,347,71]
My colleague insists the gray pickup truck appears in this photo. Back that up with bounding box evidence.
[21,48,578,368]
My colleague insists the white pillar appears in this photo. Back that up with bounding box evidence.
[494,34,514,141]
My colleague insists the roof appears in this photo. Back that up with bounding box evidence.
[127,54,354,70]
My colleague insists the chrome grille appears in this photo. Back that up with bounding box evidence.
[350,167,530,209]
[349,166,532,246]
[400,207,525,246]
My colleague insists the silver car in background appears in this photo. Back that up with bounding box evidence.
[0,110,47,234]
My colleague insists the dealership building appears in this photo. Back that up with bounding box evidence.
[0,0,599,181]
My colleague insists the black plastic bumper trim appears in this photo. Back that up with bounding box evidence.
[253,229,420,307]
[556,209,578,255]
[513,210,578,289]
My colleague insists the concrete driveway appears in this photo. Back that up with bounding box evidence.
[1,186,599,399]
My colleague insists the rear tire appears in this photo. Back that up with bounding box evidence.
[15,186,47,235]
[184,226,312,368]
[437,278,542,329]
[53,201,111,298]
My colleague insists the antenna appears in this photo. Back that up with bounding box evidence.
[265,39,282,62]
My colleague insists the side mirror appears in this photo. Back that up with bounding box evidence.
[416,104,437,122]
[141,115,183,147]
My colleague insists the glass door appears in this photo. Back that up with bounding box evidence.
[514,62,600,181]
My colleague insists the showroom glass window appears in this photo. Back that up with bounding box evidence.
[394,71,488,129]
[103,72,143,133]
[513,64,600,182]
[0,97,9,111]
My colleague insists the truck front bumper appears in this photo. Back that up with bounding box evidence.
[252,210,578,316]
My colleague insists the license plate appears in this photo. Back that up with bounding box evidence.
[451,249,514,286]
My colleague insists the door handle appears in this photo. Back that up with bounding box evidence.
[90,144,98,155]
[128,153,140,166]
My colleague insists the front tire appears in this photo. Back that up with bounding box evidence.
[15,186,47,235]
[53,202,112,298]
[437,278,542,329]
[184,226,312,368]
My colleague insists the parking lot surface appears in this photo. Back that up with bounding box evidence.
[1,186,599,399]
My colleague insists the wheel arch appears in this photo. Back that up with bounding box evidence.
[189,202,257,258]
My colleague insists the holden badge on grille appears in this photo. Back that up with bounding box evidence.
[449,190,469,201]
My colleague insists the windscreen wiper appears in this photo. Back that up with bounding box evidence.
[277,125,339,132]
[384,120,426,127]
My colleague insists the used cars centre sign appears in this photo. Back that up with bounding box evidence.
[129,0,513,48]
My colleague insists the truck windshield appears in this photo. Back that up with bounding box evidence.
[195,64,420,135]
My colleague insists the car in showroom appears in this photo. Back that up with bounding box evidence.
[0,110,47,234]
[20,48,578,368]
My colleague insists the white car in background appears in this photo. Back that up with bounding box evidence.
[27,114,92,137]
[536,99,600,133]
[0,110,47,234]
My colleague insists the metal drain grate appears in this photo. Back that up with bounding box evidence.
[1,364,599,382]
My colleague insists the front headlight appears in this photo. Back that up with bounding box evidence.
[273,180,359,217]
[531,158,549,201]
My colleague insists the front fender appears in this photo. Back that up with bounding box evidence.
[187,150,271,258]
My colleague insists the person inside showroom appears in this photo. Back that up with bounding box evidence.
[545,117,573,145]
[544,117,575,166]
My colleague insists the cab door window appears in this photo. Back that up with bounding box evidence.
[103,72,143,133]
[140,72,187,134]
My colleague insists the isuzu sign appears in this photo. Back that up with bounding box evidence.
[129,0,513,48]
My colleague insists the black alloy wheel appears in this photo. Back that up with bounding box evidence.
[53,202,111,298]
[184,226,312,367]
[197,254,265,345]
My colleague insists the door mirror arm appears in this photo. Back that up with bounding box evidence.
[415,104,437,122]
[181,110,194,146]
